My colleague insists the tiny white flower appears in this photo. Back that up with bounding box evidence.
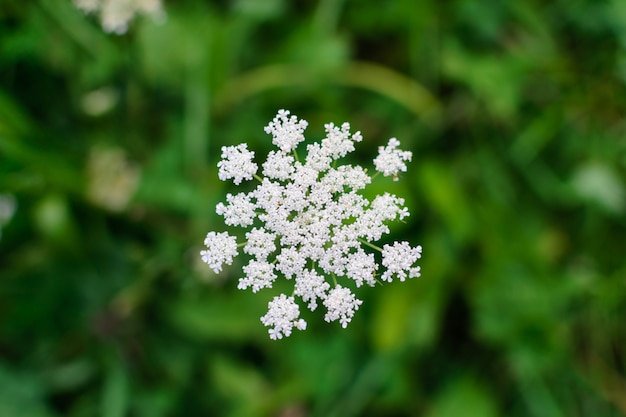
[244,227,277,261]
[305,142,333,172]
[262,150,295,181]
[282,182,308,213]
[200,231,238,274]
[345,249,378,287]
[261,294,307,340]
[294,269,330,310]
[254,178,285,214]
[215,192,256,227]
[371,193,409,221]
[264,109,308,153]
[356,193,409,241]
[321,165,370,193]
[336,192,368,220]
[381,241,422,282]
[373,138,412,181]
[238,260,277,292]
[294,163,322,191]
[276,246,307,279]
[321,122,359,159]
[318,241,351,276]
[323,285,363,328]
[217,143,258,185]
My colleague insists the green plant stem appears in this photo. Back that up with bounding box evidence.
[359,239,382,252]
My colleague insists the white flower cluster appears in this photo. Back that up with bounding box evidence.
[260,295,307,340]
[73,0,165,34]
[373,138,412,181]
[201,110,422,340]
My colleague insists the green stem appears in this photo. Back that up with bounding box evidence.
[359,239,383,252]
[253,174,264,182]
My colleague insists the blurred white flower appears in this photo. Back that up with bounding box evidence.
[74,0,166,34]
[81,87,119,117]
[86,146,140,212]
[200,110,423,339]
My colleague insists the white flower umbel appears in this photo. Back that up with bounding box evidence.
[200,110,423,339]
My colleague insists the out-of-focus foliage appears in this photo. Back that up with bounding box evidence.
[1,0,625,416]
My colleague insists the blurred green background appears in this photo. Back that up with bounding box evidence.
[1,0,626,416]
